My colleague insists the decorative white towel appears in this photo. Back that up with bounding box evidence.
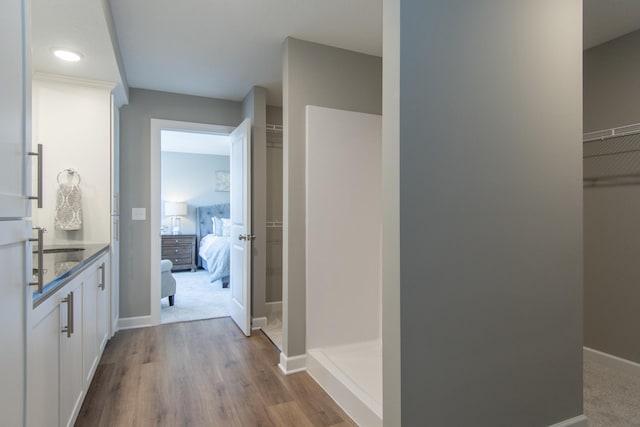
[55,182,82,230]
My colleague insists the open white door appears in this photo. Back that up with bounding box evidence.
[230,118,252,336]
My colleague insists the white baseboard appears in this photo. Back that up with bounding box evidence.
[118,315,153,330]
[278,352,306,375]
[266,301,282,315]
[252,316,267,330]
[584,346,640,377]
[548,415,588,427]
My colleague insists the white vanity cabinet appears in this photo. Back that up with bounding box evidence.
[27,290,62,427]
[83,253,110,388]
[27,251,110,427]
[96,257,110,353]
[59,277,84,427]
[28,275,83,427]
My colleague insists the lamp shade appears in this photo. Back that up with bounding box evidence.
[164,202,187,216]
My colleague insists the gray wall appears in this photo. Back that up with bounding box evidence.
[242,87,268,319]
[382,0,401,424]
[282,38,382,357]
[160,152,230,235]
[583,30,640,363]
[119,88,241,318]
[266,105,283,126]
[397,1,583,425]
[584,30,640,133]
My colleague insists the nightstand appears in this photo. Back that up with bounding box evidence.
[161,234,197,272]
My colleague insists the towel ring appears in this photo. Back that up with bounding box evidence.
[56,169,81,185]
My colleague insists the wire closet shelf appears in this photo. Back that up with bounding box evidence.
[583,123,640,187]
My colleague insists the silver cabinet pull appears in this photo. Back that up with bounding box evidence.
[28,226,46,294]
[28,144,43,208]
[239,234,256,241]
[113,218,119,241]
[98,262,106,291]
[249,234,256,241]
[239,234,247,241]
[61,291,74,338]
[113,193,119,215]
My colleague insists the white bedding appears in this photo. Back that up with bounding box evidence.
[198,234,230,282]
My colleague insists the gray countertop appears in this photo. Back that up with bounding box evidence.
[32,243,109,306]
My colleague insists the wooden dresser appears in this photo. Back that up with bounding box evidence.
[161,234,197,272]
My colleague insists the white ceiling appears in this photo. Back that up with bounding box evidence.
[161,130,229,156]
[31,1,640,108]
[31,0,127,104]
[108,0,383,106]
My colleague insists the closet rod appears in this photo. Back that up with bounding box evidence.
[266,124,283,133]
[583,173,640,184]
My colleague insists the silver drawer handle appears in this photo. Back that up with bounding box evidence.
[61,291,74,338]
[98,262,106,291]
[28,144,43,208]
[28,226,46,294]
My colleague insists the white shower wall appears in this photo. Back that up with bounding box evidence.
[306,106,382,426]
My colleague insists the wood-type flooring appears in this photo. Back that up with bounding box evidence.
[75,317,356,427]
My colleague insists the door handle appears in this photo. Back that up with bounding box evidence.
[239,234,247,241]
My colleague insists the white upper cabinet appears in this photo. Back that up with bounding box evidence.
[0,0,30,218]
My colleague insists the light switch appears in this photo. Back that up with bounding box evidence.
[132,208,146,221]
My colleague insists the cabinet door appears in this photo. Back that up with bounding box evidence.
[27,294,61,427]
[97,258,110,351]
[60,280,83,427]
[110,222,119,334]
[82,267,98,386]
[0,221,29,427]
[0,0,30,218]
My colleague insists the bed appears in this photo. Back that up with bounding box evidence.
[196,204,231,285]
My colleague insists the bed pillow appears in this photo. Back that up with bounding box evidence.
[221,218,231,237]
[211,216,224,236]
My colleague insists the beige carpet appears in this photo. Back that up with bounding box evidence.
[584,353,640,426]
[160,269,231,324]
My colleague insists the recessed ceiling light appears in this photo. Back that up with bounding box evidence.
[52,49,83,62]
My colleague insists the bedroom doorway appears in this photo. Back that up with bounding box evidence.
[149,119,241,327]
[159,128,233,324]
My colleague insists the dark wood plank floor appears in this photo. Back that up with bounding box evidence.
[75,317,357,427]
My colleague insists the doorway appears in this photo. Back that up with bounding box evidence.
[159,129,232,324]
[150,118,252,335]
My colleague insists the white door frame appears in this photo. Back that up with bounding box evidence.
[149,119,234,326]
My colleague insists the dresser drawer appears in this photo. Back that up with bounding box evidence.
[162,246,192,258]
[166,256,193,266]
[163,237,192,246]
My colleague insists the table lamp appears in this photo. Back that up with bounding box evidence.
[164,202,188,235]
